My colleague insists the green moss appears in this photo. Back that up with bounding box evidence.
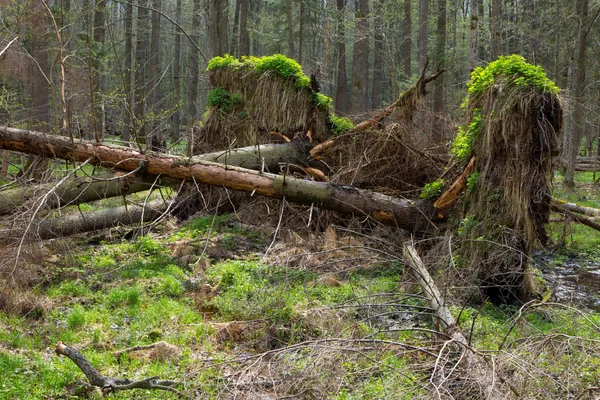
[420,178,444,200]
[467,55,559,96]
[312,92,333,109]
[207,54,312,89]
[451,108,482,162]
[206,54,238,70]
[328,114,354,136]
[207,87,243,112]
[467,170,480,193]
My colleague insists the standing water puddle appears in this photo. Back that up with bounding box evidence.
[537,252,600,311]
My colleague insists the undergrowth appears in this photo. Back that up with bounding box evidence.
[1,170,599,398]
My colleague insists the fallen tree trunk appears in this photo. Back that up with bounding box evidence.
[0,127,440,232]
[552,198,600,217]
[550,203,600,232]
[0,137,315,216]
[0,199,167,242]
[403,243,516,399]
[55,342,188,397]
[0,173,178,216]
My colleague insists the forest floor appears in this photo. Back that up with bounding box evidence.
[1,171,600,399]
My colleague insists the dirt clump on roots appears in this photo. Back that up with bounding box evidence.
[442,56,563,302]
[195,54,332,153]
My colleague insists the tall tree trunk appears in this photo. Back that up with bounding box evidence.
[469,0,478,71]
[187,0,202,155]
[93,0,106,139]
[26,0,51,131]
[231,0,240,55]
[490,0,501,59]
[299,0,304,63]
[148,0,162,148]
[335,0,349,113]
[287,0,295,58]
[350,0,370,113]
[238,0,250,55]
[565,0,589,187]
[418,0,429,70]
[209,0,229,57]
[123,0,134,142]
[432,0,446,142]
[134,0,150,146]
[172,0,182,141]
[402,0,412,79]
[371,2,384,109]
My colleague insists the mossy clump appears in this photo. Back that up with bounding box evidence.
[466,170,479,193]
[467,54,559,97]
[451,108,482,162]
[207,54,311,88]
[312,92,333,109]
[207,87,242,112]
[328,114,354,136]
[420,178,444,200]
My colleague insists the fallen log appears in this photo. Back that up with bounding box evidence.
[403,243,516,398]
[0,199,168,242]
[0,137,315,216]
[0,127,440,232]
[55,342,189,397]
[0,173,178,216]
[550,203,600,232]
[551,198,600,217]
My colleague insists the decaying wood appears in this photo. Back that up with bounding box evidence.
[350,61,447,133]
[0,172,177,216]
[0,136,316,216]
[403,243,517,399]
[434,157,476,210]
[552,198,600,217]
[551,202,600,232]
[55,342,189,397]
[0,127,440,232]
[0,199,168,242]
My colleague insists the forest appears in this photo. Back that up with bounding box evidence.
[1,0,600,398]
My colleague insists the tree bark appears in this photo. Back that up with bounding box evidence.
[209,0,229,58]
[334,0,349,113]
[0,137,318,216]
[123,0,134,142]
[172,0,182,140]
[402,0,412,80]
[2,200,168,242]
[134,0,150,146]
[0,173,176,216]
[371,2,384,110]
[148,0,162,147]
[565,0,589,187]
[418,0,429,71]
[287,0,295,58]
[490,0,500,59]
[403,244,515,398]
[349,0,370,113]
[432,0,446,142]
[0,127,440,232]
[54,342,184,395]
[238,0,250,56]
[469,0,478,71]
